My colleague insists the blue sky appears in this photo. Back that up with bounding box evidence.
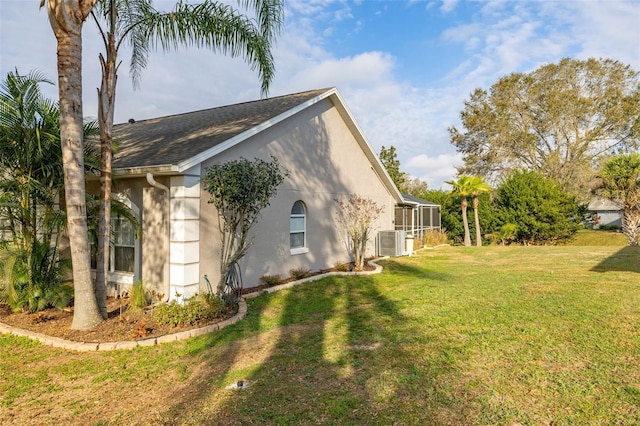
[1,0,639,188]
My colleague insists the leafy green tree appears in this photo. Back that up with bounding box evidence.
[495,170,580,245]
[597,153,640,246]
[203,156,287,296]
[450,58,640,199]
[43,0,103,330]
[90,0,284,318]
[402,176,429,197]
[379,145,407,191]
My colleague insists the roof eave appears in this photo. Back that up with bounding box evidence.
[111,164,180,178]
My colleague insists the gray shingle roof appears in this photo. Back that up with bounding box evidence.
[588,197,622,211]
[112,88,331,170]
[401,193,440,206]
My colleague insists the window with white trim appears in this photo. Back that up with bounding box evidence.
[112,214,136,272]
[290,200,307,254]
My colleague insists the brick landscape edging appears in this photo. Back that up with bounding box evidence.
[0,258,386,351]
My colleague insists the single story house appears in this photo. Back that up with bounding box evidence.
[89,87,423,301]
[587,198,622,229]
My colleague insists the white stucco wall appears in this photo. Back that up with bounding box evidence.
[198,98,397,289]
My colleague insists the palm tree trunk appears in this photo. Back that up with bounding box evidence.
[461,197,471,246]
[95,31,118,319]
[47,0,103,330]
[473,195,482,247]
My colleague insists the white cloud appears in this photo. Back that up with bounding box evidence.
[1,0,638,192]
[406,153,464,190]
[440,0,459,13]
[552,1,640,69]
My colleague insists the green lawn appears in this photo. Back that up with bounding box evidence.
[1,245,639,425]
[563,229,628,246]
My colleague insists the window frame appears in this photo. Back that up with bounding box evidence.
[90,194,140,286]
[290,200,308,255]
[112,214,136,273]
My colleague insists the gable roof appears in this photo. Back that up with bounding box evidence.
[588,197,622,211]
[110,87,403,203]
[112,88,329,172]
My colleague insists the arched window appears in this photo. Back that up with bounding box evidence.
[290,201,308,254]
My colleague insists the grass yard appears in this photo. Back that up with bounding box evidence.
[1,245,639,425]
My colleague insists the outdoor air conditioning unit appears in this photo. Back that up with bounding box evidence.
[377,230,405,257]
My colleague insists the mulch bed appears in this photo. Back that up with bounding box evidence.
[0,297,237,343]
[0,261,377,343]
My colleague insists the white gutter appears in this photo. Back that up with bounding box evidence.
[146,172,169,193]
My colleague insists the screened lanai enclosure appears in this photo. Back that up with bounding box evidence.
[377,194,442,257]
[394,194,441,245]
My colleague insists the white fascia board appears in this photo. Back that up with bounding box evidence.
[112,164,180,178]
[328,90,404,204]
[176,89,338,173]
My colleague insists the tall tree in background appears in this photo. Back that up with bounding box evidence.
[597,153,640,246]
[379,145,429,196]
[468,176,491,247]
[445,176,474,246]
[43,0,103,330]
[450,58,640,198]
[379,145,407,191]
[403,176,429,198]
[90,0,284,318]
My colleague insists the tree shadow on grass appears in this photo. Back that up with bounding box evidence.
[376,258,453,283]
[590,246,640,273]
[155,268,476,425]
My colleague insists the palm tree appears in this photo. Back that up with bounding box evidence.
[0,69,99,312]
[468,176,491,247]
[43,0,103,330]
[90,0,284,317]
[598,153,640,246]
[0,70,65,300]
[445,176,473,246]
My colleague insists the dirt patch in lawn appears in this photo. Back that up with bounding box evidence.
[0,297,238,343]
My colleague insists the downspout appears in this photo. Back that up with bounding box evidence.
[146,172,169,193]
[146,173,170,301]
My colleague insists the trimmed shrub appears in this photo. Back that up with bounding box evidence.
[153,294,224,328]
[289,268,311,280]
[260,274,282,286]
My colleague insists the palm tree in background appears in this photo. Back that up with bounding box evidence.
[469,176,491,247]
[598,153,640,246]
[445,176,474,247]
[90,0,284,318]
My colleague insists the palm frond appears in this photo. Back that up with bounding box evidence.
[95,0,281,94]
